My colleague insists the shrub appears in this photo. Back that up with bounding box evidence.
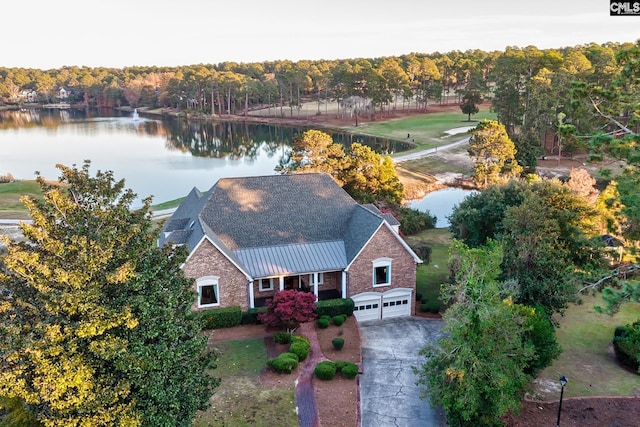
[332,337,345,350]
[289,336,311,361]
[317,317,330,329]
[332,314,346,326]
[415,292,423,302]
[273,332,292,344]
[420,300,440,314]
[339,362,359,379]
[316,298,355,318]
[197,306,242,329]
[335,360,348,371]
[258,289,317,332]
[242,307,266,325]
[613,321,640,372]
[314,361,337,380]
[268,352,299,374]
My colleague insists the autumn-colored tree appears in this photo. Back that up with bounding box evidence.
[258,289,317,332]
[0,162,217,426]
[468,120,523,188]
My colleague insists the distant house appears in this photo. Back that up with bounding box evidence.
[17,89,38,103]
[57,87,69,99]
[159,173,422,322]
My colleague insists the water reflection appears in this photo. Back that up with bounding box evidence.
[0,108,411,205]
[0,109,410,161]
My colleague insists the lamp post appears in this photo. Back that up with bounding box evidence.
[556,375,568,427]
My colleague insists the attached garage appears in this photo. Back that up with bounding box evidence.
[352,288,413,322]
[351,292,382,322]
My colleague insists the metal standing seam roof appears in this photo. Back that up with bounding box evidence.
[232,240,347,278]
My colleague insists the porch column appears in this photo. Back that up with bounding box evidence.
[248,280,255,309]
[341,271,347,298]
[279,276,284,291]
[313,272,319,301]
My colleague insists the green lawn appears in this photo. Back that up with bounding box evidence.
[405,228,453,306]
[0,181,43,219]
[531,294,640,400]
[193,338,298,427]
[351,106,496,153]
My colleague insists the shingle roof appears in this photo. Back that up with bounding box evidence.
[200,173,357,250]
[160,172,420,278]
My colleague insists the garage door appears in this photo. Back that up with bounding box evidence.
[351,292,382,322]
[382,288,412,319]
[352,288,413,321]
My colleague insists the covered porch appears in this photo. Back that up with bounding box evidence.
[251,270,345,308]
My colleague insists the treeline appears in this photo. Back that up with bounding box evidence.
[0,41,635,129]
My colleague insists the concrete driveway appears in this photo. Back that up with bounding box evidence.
[359,316,447,427]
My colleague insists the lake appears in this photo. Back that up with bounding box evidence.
[408,187,477,228]
[0,108,410,207]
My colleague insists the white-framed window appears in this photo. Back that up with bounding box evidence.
[310,272,324,286]
[197,276,220,308]
[372,258,392,287]
[259,278,274,292]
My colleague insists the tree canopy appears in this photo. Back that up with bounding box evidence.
[467,120,523,188]
[279,129,404,204]
[416,240,559,426]
[0,162,217,426]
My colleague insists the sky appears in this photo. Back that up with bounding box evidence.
[4,0,639,69]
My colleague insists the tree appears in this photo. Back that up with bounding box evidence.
[449,178,603,314]
[460,89,482,121]
[468,120,522,188]
[0,162,217,426]
[416,240,535,426]
[258,289,317,332]
[279,130,404,204]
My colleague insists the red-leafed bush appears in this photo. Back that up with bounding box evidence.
[258,290,317,332]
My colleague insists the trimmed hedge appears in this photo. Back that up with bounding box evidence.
[314,361,337,380]
[290,336,311,361]
[241,307,266,325]
[317,317,330,329]
[316,298,355,318]
[273,332,292,344]
[197,306,242,329]
[332,314,347,326]
[268,352,299,374]
[332,337,345,350]
[339,362,359,379]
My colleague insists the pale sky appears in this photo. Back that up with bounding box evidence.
[4,0,639,69]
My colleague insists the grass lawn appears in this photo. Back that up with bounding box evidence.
[531,294,640,400]
[405,227,453,306]
[0,181,43,219]
[353,106,496,153]
[193,338,298,427]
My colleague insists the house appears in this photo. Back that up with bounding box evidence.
[57,87,69,99]
[159,173,422,322]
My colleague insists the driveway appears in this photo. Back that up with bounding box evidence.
[359,316,447,427]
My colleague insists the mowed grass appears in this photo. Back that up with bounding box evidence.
[193,338,298,427]
[354,105,496,152]
[405,227,453,305]
[531,294,640,400]
[0,181,43,219]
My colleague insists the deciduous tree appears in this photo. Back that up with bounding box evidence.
[258,289,317,333]
[0,162,217,426]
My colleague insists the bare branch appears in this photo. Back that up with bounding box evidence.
[589,95,635,134]
[578,264,640,294]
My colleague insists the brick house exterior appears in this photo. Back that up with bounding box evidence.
[159,173,422,321]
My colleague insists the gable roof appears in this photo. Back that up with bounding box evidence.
[160,173,420,278]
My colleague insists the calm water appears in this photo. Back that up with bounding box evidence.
[408,187,477,228]
[0,108,409,206]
